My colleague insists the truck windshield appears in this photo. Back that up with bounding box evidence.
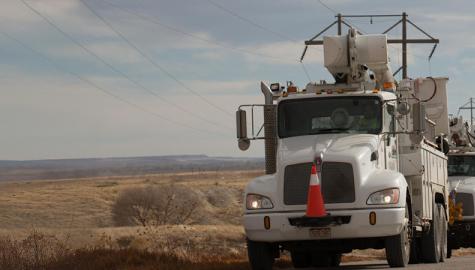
[448,155,475,176]
[278,96,382,138]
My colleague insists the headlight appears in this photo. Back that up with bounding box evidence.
[246,194,274,210]
[367,188,400,205]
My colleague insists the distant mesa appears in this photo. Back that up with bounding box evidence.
[0,155,264,182]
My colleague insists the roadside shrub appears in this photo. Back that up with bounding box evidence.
[112,185,202,226]
[0,231,254,270]
[0,231,69,270]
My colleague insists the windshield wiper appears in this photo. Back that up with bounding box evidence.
[309,128,350,134]
[449,173,468,176]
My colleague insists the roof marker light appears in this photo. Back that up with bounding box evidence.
[287,85,298,93]
[270,83,280,92]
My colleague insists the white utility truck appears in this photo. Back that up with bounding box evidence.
[236,28,449,269]
[447,116,475,257]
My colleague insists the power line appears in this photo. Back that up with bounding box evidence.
[300,62,312,82]
[0,30,217,135]
[317,0,338,15]
[205,0,299,43]
[78,0,234,121]
[20,0,230,129]
[316,1,367,34]
[202,0,317,81]
[101,0,296,63]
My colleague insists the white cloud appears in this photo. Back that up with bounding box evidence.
[0,69,236,159]
[2,0,475,159]
[461,57,475,66]
[177,80,256,95]
[421,13,475,24]
[0,0,115,38]
[192,50,227,61]
[47,40,145,64]
[242,41,323,65]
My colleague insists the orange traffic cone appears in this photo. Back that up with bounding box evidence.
[306,163,326,217]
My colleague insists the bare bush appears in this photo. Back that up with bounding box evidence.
[0,230,257,270]
[0,230,70,270]
[112,185,202,226]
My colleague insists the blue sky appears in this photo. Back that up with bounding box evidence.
[1,0,474,160]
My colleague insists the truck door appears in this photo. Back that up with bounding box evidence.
[384,102,399,171]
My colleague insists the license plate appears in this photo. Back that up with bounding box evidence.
[309,227,331,238]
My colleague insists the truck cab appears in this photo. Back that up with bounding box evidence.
[246,90,405,238]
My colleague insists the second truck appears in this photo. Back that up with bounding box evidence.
[447,115,475,256]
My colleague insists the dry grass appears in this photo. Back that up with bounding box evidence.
[0,230,293,270]
[0,171,260,269]
[0,170,259,229]
[1,169,475,269]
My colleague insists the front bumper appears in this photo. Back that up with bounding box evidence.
[244,207,405,242]
[449,220,475,249]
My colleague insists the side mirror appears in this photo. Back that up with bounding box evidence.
[412,103,426,133]
[397,102,410,115]
[236,109,250,151]
[236,109,247,139]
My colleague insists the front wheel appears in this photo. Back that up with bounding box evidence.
[385,204,411,267]
[247,240,275,270]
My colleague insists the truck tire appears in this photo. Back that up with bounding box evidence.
[440,209,448,262]
[290,251,311,268]
[312,252,341,267]
[247,240,275,270]
[421,202,443,263]
[447,242,452,259]
[385,203,411,267]
[409,238,420,264]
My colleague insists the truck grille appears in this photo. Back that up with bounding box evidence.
[283,162,355,205]
[456,193,474,216]
[283,163,312,205]
[321,162,355,203]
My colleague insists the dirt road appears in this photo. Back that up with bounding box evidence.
[286,256,475,269]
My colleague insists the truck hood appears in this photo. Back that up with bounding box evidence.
[278,133,380,165]
[246,133,407,213]
[449,176,475,192]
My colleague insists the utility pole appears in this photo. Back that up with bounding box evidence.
[301,13,439,79]
[459,98,475,129]
[402,12,408,79]
[337,13,342,35]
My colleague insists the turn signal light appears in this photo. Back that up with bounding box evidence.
[264,216,271,230]
[369,211,376,225]
[383,82,394,89]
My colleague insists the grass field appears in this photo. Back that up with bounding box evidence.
[0,171,256,269]
[0,170,473,269]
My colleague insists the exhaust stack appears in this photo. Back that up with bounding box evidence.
[261,82,277,174]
